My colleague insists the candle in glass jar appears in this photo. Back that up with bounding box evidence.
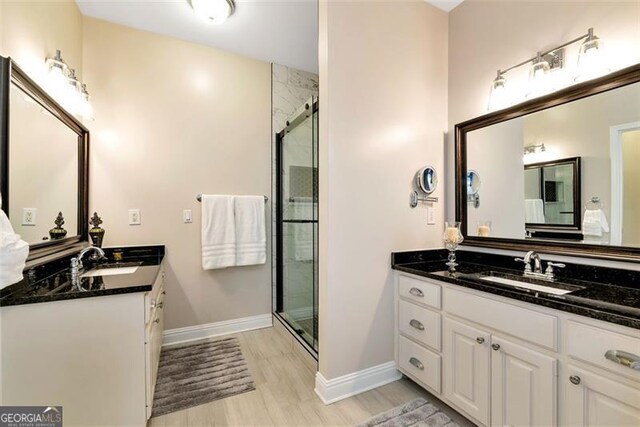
[445,227,459,243]
[478,225,491,237]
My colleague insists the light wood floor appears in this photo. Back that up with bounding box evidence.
[148,326,473,426]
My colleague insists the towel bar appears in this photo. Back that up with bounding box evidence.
[196,194,268,202]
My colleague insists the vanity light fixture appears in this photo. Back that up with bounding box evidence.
[487,27,608,111]
[188,0,235,24]
[44,50,94,121]
[523,143,546,156]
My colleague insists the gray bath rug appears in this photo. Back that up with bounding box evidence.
[151,337,255,417]
[357,398,461,427]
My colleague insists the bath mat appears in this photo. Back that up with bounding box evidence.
[151,337,255,417]
[357,398,460,427]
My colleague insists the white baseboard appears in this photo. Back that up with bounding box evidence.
[163,313,273,346]
[314,361,401,405]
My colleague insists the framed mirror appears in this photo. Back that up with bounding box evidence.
[455,63,640,260]
[0,57,89,261]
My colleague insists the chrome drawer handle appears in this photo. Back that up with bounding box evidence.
[409,319,425,331]
[409,287,424,297]
[409,357,424,370]
[605,350,640,370]
[569,375,581,385]
[476,337,485,344]
[158,302,164,309]
[154,318,160,324]
[492,343,501,351]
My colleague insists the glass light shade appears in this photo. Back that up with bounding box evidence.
[80,86,95,121]
[575,35,609,82]
[189,0,234,24]
[487,72,509,111]
[527,55,552,98]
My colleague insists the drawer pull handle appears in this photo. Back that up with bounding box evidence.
[569,375,581,385]
[409,319,425,331]
[492,343,501,351]
[158,302,164,309]
[154,318,160,324]
[605,350,640,370]
[409,287,424,297]
[476,337,485,344]
[409,357,424,370]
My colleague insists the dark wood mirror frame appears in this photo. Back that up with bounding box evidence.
[0,56,89,261]
[524,156,581,231]
[455,63,640,261]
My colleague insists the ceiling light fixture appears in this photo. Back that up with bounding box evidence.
[523,143,546,156]
[487,27,609,112]
[189,0,235,24]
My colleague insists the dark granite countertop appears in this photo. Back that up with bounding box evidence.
[0,245,165,307]
[392,249,640,330]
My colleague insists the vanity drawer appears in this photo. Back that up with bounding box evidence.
[567,320,640,381]
[399,300,441,351]
[398,274,441,309]
[444,288,558,350]
[398,336,441,393]
[145,269,165,324]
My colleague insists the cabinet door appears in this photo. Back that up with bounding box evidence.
[565,365,640,426]
[491,336,557,427]
[443,318,491,426]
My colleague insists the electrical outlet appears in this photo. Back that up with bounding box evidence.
[128,209,141,225]
[183,209,193,223]
[427,206,436,225]
[22,208,37,226]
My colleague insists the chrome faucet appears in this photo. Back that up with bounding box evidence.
[70,246,106,288]
[515,250,565,281]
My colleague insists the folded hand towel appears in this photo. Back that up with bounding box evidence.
[525,199,545,223]
[201,195,236,270]
[234,196,266,267]
[583,208,609,237]
[0,202,29,289]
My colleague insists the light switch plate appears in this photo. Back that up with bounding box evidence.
[22,208,36,226]
[128,209,141,225]
[427,206,436,225]
[183,209,192,223]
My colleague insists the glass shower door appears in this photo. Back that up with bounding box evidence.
[276,97,318,353]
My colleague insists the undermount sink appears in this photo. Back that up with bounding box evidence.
[470,271,585,296]
[81,266,139,278]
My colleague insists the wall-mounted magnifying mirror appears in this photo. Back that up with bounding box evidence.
[416,166,438,194]
[410,166,439,208]
[467,170,481,208]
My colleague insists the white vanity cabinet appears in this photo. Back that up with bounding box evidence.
[1,264,165,426]
[395,271,640,427]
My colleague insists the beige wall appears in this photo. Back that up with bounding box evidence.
[448,0,640,252]
[82,18,272,330]
[318,0,448,379]
[0,0,83,83]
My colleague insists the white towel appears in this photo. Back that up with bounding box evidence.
[234,196,266,266]
[0,196,29,289]
[525,199,545,223]
[201,195,236,270]
[583,208,610,237]
[292,202,313,262]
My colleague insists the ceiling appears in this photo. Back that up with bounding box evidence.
[76,0,464,74]
[76,0,319,74]
[425,0,465,13]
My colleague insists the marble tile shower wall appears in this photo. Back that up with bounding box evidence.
[271,63,319,312]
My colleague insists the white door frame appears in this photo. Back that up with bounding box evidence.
[610,121,640,245]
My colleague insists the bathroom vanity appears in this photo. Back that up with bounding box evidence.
[392,249,640,427]
[0,245,165,426]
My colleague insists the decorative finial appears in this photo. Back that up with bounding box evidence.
[54,212,65,228]
[90,212,103,228]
